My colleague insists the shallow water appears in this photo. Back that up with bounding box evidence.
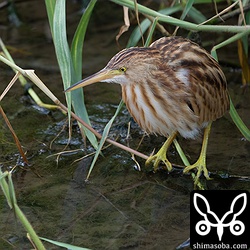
[0,1,250,249]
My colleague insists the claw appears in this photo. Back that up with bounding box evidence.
[183,156,212,185]
[145,132,177,172]
[146,153,172,172]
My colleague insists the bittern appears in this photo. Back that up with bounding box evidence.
[66,36,229,183]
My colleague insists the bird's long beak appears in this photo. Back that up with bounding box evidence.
[65,68,117,92]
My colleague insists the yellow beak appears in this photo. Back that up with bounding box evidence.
[65,68,118,92]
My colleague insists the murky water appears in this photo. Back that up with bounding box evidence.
[0,1,250,249]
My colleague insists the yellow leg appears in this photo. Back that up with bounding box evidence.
[183,122,212,184]
[146,131,178,172]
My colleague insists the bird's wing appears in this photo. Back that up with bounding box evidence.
[150,36,229,124]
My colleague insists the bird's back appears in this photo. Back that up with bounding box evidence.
[150,36,230,125]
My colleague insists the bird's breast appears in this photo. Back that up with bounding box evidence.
[121,84,200,139]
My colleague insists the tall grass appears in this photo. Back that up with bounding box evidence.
[45,0,98,149]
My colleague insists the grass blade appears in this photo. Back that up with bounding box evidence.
[0,106,28,163]
[40,237,91,250]
[180,0,195,21]
[45,0,56,35]
[53,0,72,90]
[51,0,73,127]
[86,100,124,180]
[145,17,159,47]
[70,0,98,149]
[0,170,46,250]
[71,0,97,80]
[229,97,250,141]
[45,0,98,149]
[111,0,250,33]
[0,171,12,208]
[127,5,182,47]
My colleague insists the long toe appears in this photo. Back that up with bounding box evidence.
[183,161,212,185]
[146,153,172,172]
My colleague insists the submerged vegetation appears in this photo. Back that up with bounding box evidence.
[0,0,250,249]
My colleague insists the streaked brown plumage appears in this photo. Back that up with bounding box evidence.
[66,36,230,184]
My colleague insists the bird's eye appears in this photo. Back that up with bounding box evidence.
[119,67,126,72]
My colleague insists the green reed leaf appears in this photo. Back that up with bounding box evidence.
[40,237,91,250]
[70,0,98,149]
[0,170,46,250]
[180,0,195,21]
[45,0,56,35]
[86,100,125,180]
[45,0,98,149]
[229,97,250,141]
[71,0,97,81]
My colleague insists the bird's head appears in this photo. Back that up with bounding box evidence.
[65,47,158,92]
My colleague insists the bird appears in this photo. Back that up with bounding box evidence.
[65,36,230,184]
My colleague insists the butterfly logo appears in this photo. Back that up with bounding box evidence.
[193,193,247,241]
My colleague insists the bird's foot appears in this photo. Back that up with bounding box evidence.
[146,150,172,172]
[183,156,211,185]
[145,132,177,172]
